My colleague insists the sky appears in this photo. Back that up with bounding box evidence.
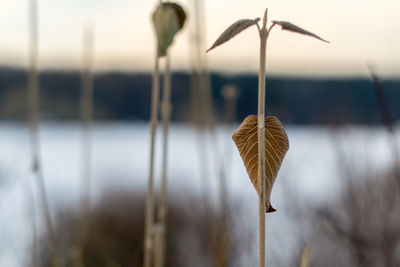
[0,0,400,77]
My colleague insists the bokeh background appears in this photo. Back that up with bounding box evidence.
[0,0,399,266]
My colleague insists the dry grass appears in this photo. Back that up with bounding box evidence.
[35,189,250,267]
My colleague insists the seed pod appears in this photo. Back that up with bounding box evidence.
[152,2,187,57]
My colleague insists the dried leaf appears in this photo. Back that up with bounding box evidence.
[232,115,289,212]
[206,18,260,52]
[272,20,329,43]
[152,2,187,57]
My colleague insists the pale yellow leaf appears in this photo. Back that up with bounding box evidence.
[272,20,329,43]
[206,18,260,53]
[232,115,289,212]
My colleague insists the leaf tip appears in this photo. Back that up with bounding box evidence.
[267,204,277,213]
[272,20,329,43]
[206,17,261,54]
[262,9,268,28]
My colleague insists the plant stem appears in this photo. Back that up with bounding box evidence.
[144,29,161,267]
[299,246,311,267]
[257,9,268,267]
[189,1,217,262]
[368,67,400,191]
[28,179,38,267]
[73,25,94,267]
[28,1,60,266]
[154,52,171,267]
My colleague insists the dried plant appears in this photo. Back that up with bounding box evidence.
[298,246,311,267]
[207,8,328,267]
[36,189,252,267]
[27,0,60,266]
[72,24,95,267]
[368,66,400,189]
[188,0,229,265]
[152,2,186,57]
[232,115,289,212]
[144,3,186,267]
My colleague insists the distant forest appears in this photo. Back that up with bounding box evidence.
[0,67,399,125]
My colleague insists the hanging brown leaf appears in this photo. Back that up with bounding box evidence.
[232,115,289,213]
[152,2,187,57]
[206,18,260,52]
[272,20,329,43]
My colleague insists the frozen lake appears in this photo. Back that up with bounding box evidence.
[0,122,397,266]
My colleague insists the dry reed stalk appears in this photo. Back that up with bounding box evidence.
[208,86,240,267]
[256,10,268,267]
[143,52,160,267]
[189,1,220,264]
[368,67,400,190]
[147,3,186,266]
[28,1,60,266]
[190,2,239,265]
[154,53,171,267]
[299,246,311,267]
[27,180,38,267]
[144,3,161,266]
[72,25,94,267]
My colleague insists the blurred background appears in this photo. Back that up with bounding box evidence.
[0,0,399,266]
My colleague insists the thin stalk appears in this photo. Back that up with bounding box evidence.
[214,153,229,267]
[28,1,60,266]
[143,52,160,267]
[190,1,219,264]
[299,246,311,267]
[154,52,171,267]
[73,25,94,267]
[368,67,400,191]
[219,86,239,259]
[192,0,205,71]
[257,9,268,267]
[144,2,161,264]
[28,178,38,267]
[209,86,239,267]
[192,1,232,264]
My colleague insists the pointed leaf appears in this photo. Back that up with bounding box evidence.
[152,2,187,57]
[232,115,289,212]
[272,20,329,43]
[206,18,260,52]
